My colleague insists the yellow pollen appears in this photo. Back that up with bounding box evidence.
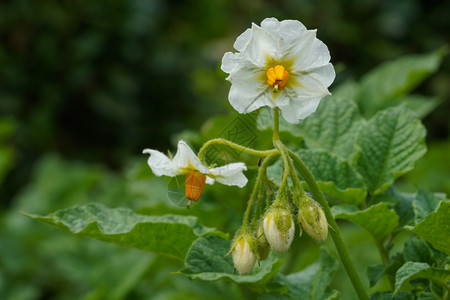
[266,65,289,92]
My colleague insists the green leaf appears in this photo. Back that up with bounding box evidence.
[403,237,433,265]
[412,188,447,224]
[387,187,416,227]
[24,203,225,260]
[296,149,367,205]
[406,201,450,255]
[393,261,450,295]
[332,202,399,241]
[401,95,441,119]
[355,106,427,195]
[176,234,283,286]
[367,264,387,287]
[370,291,414,300]
[260,248,339,300]
[356,49,445,117]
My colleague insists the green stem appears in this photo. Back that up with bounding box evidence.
[273,107,280,142]
[275,140,306,199]
[375,237,394,289]
[198,138,277,164]
[288,150,369,300]
[242,153,279,226]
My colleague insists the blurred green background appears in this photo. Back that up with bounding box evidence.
[1,0,449,299]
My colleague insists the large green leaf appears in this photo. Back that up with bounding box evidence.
[24,203,225,260]
[355,106,426,195]
[296,149,367,205]
[176,234,283,287]
[258,97,363,161]
[332,202,399,241]
[356,49,445,116]
[260,248,339,300]
[405,201,450,255]
[394,261,450,295]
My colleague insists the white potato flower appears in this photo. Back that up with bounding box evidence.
[221,17,335,124]
[143,140,247,202]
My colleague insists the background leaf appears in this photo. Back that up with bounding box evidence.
[355,49,445,117]
[260,248,339,300]
[405,201,450,255]
[393,261,450,295]
[355,106,427,195]
[176,234,283,287]
[412,188,447,224]
[296,149,367,205]
[24,203,225,260]
[332,202,399,241]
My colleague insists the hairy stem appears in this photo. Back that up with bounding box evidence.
[288,150,369,300]
[242,153,279,226]
[198,138,277,164]
[273,107,280,142]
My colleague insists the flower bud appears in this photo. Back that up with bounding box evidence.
[230,232,257,275]
[298,196,328,242]
[256,221,270,260]
[263,205,295,252]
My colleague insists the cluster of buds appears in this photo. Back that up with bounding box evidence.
[230,190,329,274]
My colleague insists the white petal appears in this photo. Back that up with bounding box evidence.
[233,28,252,51]
[205,177,215,185]
[292,65,334,97]
[241,23,279,68]
[278,97,321,123]
[172,140,210,174]
[227,66,273,113]
[279,19,307,39]
[142,149,180,177]
[221,52,239,74]
[208,162,248,187]
[291,32,331,70]
[260,17,281,37]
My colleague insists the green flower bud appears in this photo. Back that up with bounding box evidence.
[263,204,295,253]
[298,196,328,242]
[229,231,257,275]
[256,220,270,260]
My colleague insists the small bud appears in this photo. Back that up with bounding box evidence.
[298,196,328,242]
[256,221,270,261]
[263,205,295,252]
[228,231,257,275]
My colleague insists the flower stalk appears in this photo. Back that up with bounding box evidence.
[271,107,368,299]
[288,149,369,300]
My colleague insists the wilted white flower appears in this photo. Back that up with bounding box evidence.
[263,207,295,252]
[221,17,335,124]
[232,235,257,275]
[143,140,247,201]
